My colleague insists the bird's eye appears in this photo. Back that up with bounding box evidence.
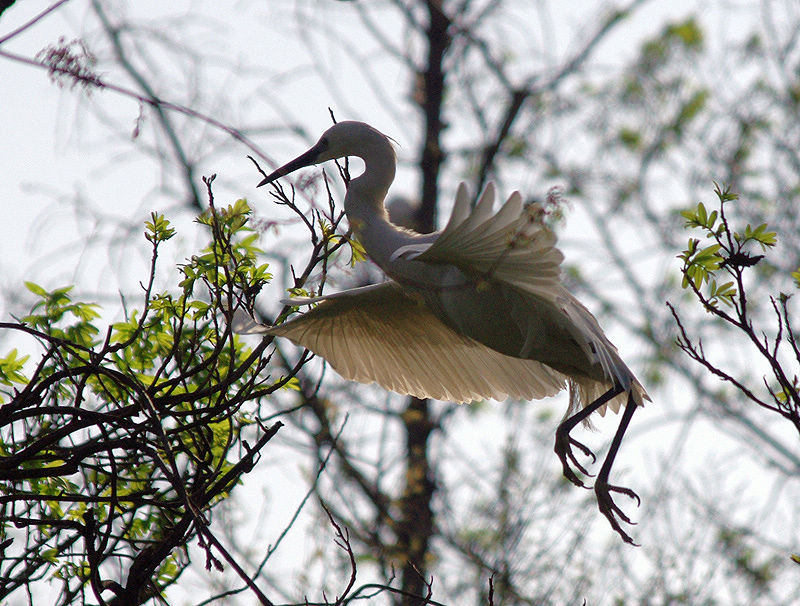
[319,136,329,149]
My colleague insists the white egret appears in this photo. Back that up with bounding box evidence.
[244,121,649,544]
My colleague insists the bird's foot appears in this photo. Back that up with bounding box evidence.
[595,478,640,546]
[554,426,596,488]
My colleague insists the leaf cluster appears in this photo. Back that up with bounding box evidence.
[678,184,776,309]
[671,184,800,437]
[0,197,290,605]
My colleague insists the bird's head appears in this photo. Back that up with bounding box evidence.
[258,121,391,187]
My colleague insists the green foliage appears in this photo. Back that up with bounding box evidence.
[613,15,711,169]
[672,184,800,470]
[672,89,709,135]
[22,282,101,346]
[348,236,367,267]
[678,184,778,308]
[665,18,704,49]
[0,348,28,386]
[191,199,272,294]
[0,197,291,601]
[314,215,366,268]
[737,222,777,249]
[618,127,642,150]
[144,211,176,244]
[718,527,780,590]
[639,17,704,72]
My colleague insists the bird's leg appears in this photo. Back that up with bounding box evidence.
[554,384,624,487]
[594,390,640,545]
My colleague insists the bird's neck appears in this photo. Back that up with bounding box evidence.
[342,131,405,270]
[343,133,396,220]
[347,198,403,269]
[340,129,444,287]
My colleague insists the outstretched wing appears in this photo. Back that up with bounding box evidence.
[392,183,564,301]
[390,182,649,411]
[239,282,568,403]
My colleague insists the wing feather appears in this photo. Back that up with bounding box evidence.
[414,183,564,301]
[447,182,471,229]
[259,282,568,403]
[403,182,650,411]
[233,180,650,413]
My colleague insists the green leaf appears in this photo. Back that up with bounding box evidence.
[693,243,723,269]
[618,128,641,150]
[692,266,705,289]
[697,202,708,225]
[741,223,777,249]
[349,238,367,266]
[0,348,29,386]
[713,182,738,203]
[283,376,301,391]
[145,212,176,243]
[708,280,737,307]
[156,551,181,587]
[676,89,709,126]
[681,204,717,230]
[666,17,704,49]
[24,281,48,297]
[41,548,60,564]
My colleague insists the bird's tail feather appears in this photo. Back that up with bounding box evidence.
[566,377,649,425]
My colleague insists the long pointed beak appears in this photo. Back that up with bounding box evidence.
[258,143,323,187]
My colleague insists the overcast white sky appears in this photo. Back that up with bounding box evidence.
[1,1,797,603]
[0,0,775,510]
[1,0,719,298]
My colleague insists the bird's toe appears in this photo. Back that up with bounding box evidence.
[595,480,640,545]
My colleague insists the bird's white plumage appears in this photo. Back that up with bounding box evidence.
[249,120,648,544]
[250,120,648,413]
[235,283,568,403]
[393,183,564,303]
